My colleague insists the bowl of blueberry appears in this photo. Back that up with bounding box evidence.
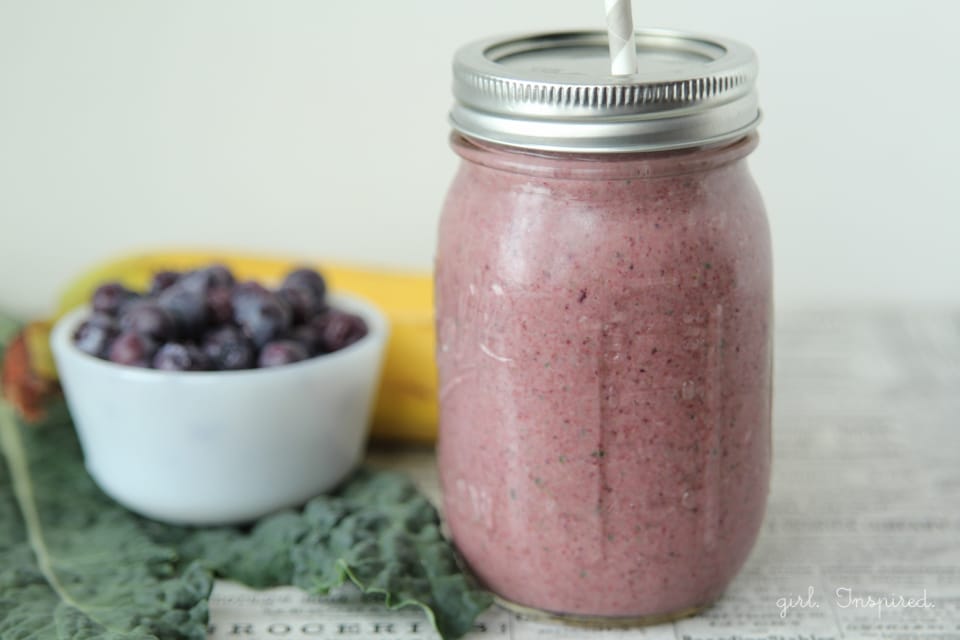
[50,264,389,525]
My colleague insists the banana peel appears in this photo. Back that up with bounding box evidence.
[1,322,58,422]
[0,250,438,442]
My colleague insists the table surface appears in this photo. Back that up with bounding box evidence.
[209,310,960,640]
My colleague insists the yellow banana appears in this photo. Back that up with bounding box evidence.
[46,250,438,443]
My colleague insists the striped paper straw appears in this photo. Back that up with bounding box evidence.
[604,0,638,75]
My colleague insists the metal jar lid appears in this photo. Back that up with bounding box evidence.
[450,29,760,153]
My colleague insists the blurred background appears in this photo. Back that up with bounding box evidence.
[0,0,956,318]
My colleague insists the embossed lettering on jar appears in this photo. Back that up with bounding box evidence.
[436,30,773,622]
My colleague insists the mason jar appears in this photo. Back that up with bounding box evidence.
[435,30,772,623]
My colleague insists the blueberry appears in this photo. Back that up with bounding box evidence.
[204,264,236,288]
[148,270,181,296]
[179,264,235,294]
[231,281,272,315]
[202,325,255,370]
[278,287,324,324]
[119,301,175,341]
[314,310,368,352]
[157,286,208,337]
[153,342,210,371]
[107,331,157,367]
[281,268,326,302]
[87,311,117,329]
[258,340,309,368]
[288,322,324,355]
[73,313,119,358]
[205,286,234,326]
[92,282,139,316]
[234,290,292,347]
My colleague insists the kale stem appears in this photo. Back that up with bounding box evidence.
[0,404,81,609]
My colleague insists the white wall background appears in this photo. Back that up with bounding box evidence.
[1,1,957,318]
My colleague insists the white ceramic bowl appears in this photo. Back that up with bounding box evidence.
[50,293,389,526]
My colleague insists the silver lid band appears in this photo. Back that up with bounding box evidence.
[450,30,761,153]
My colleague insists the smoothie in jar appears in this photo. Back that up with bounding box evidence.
[436,31,772,621]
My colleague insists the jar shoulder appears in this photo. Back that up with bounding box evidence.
[438,156,770,299]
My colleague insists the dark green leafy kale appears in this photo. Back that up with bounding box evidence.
[0,319,212,640]
[0,312,491,640]
[145,468,493,640]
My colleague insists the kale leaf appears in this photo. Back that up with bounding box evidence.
[0,313,491,639]
[144,467,493,639]
[0,319,213,640]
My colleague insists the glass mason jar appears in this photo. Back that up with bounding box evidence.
[436,31,772,623]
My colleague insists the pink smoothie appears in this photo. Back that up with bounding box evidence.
[436,133,772,618]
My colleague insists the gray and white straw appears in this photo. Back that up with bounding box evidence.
[604,0,638,75]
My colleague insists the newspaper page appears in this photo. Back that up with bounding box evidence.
[208,310,960,640]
